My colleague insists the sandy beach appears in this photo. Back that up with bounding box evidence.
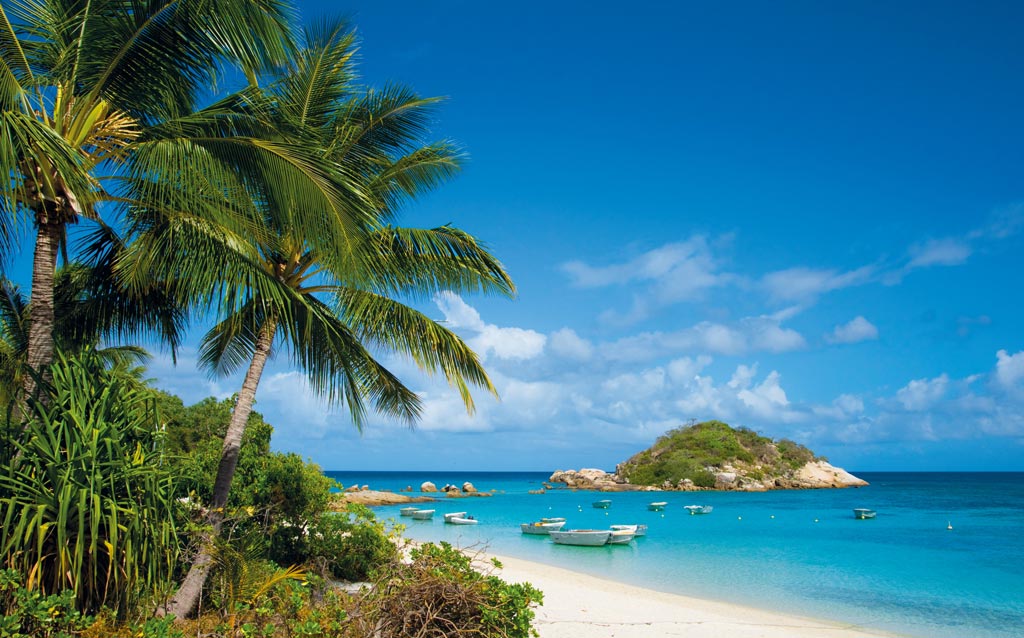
[490,553,897,638]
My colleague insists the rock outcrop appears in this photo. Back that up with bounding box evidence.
[462,482,477,493]
[421,481,438,493]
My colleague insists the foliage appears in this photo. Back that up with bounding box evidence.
[618,420,821,486]
[297,505,398,582]
[0,353,180,615]
[355,542,543,638]
[0,569,93,638]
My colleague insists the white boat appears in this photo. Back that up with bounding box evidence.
[399,507,419,516]
[853,508,877,519]
[448,516,478,525]
[648,501,668,511]
[550,529,612,546]
[607,530,636,544]
[443,511,468,523]
[592,499,612,509]
[540,517,566,523]
[521,521,567,535]
[411,509,436,520]
[684,505,713,515]
[610,524,647,537]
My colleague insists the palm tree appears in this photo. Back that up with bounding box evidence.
[137,20,516,617]
[0,0,306,400]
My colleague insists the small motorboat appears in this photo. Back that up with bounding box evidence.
[607,529,636,545]
[550,529,612,546]
[411,509,436,520]
[610,524,647,537]
[443,511,468,523]
[448,515,478,525]
[684,505,713,515]
[853,508,877,519]
[521,521,566,535]
[540,517,566,523]
[648,502,668,511]
[399,507,419,517]
[592,499,612,509]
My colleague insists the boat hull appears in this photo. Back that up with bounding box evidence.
[399,507,419,516]
[448,517,478,525]
[521,521,566,535]
[610,524,647,537]
[550,530,612,546]
[411,509,436,520]
[607,531,636,544]
[853,509,877,519]
[684,505,713,515]
[592,500,612,509]
[648,502,667,511]
[443,512,468,523]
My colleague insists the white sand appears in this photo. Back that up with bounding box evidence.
[489,553,898,638]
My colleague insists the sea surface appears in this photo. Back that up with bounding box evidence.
[324,471,1024,638]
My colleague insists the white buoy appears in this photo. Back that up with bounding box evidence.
[814,518,819,523]
[947,521,953,530]
[737,516,742,521]
[770,515,775,519]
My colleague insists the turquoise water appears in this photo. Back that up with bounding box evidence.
[325,471,1024,637]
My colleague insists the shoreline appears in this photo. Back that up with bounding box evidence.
[485,552,900,638]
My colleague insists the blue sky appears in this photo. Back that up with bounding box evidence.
[17,1,1024,472]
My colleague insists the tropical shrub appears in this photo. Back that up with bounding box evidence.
[299,505,398,582]
[0,353,179,615]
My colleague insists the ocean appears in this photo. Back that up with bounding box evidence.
[324,471,1024,638]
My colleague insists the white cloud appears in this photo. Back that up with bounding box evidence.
[601,314,805,361]
[761,265,874,303]
[995,349,1024,389]
[737,370,789,418]
[827,316,879,344]
[434,292,546,361]
[548,328,594,361]
[896,374,950,411]
[907,238,972,269]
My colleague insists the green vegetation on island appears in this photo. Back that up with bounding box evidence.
[617,420,824,488]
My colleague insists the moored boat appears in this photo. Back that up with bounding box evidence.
[521,521,566,535]
[550,529,612,546]
[411,509,436,520]
[648,501,668,511]
[448,515,478,525]
[540,517,566,523]
[610,524,647,537]
[853,508,877,519]
[684,505,713,515]
[443,511,468,523]
[399,507,419,516]
[607,529,636,544]
[592,499,612,509]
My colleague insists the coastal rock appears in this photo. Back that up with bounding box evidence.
[792,461,869,488]
[462,481,477,493]
[715,472,737,488]
[332,491,434,507]
[421,481,438,493]
[344,485,360,493]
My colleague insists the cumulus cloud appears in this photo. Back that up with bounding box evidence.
[995,349,1024,389]
[896,374,950,411]
[548,328,594,361]
[434,292,546,361]
[827,316,879,344]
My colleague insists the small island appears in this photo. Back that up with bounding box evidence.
[550,420,867,491]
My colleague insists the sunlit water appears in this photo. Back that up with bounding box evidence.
[324,471,1024,637]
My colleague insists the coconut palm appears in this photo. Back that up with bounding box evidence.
[0,0,340,400]
[132,20,516,616]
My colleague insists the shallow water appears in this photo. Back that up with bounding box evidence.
[325,471,1024,638]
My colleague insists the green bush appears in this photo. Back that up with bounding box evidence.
[298,505,398,582]
[0,353,179,616]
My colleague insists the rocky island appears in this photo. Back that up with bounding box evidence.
[550,420,867,491]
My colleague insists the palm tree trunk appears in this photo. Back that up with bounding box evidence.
[23,219,62,401]
[162,321,276,618]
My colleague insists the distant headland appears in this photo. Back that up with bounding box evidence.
[549,420,867,491]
